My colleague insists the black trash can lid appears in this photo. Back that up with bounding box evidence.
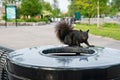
[7,45,120,70]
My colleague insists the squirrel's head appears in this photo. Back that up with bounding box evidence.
[80,29,89,40]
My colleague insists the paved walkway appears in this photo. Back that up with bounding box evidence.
[0,23,120,50]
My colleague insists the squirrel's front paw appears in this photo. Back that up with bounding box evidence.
[89,45,95,47]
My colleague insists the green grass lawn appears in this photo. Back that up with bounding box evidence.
[74,23,120,40]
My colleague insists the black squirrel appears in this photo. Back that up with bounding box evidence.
[55,22,94,47]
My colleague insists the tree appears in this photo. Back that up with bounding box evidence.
[42,2,52,12]
[20,0,42,17]
[42,1,53,16]
[52,8,61,17]
[68,0,109,17]
[67,0,75,17]
[111,0,120,11]
[52,0,60,17]
[2,0,21,5]
[103,0,120,16]
[53,0,58,10]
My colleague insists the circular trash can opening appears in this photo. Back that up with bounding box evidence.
[42,46,95,56]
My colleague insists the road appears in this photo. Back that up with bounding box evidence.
[0,23,120,50]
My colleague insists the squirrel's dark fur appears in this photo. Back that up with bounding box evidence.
[55,22,94,47]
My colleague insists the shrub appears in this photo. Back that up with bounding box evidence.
[2,15,5,20]
[40,18,49,23]
[25,18,40,22]
[17,19,25,22]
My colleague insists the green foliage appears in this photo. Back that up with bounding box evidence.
[17,7,22,18]
[2,15,5,20]
[42,2,52,12]
[27,18,48,22]
[25,18,40,22]
[6,19,16,22]
[108,0,120,16]
[40,18,49,23]
[5,18,49,23]
[52,8,61,17]
[24,18,48,22]
[17,19,25,22]
[68,0,109,17]
[67,5,72,17]
[21,0,42,17]
[3,0,22,6]
[111,0,120,11]
[52,0,61,17]
[74,23,120,40]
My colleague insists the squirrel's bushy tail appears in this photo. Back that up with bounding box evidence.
[55,22,72,43]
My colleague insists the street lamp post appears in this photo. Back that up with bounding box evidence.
[97,0,100,27]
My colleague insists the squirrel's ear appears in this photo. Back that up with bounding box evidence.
[86,29,89,32]
[80,29,83,32]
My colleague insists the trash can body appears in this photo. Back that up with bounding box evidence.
[6,46,120,80]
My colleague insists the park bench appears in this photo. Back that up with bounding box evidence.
[0,46,14,80]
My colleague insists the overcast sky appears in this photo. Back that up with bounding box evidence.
[44,0,70,13]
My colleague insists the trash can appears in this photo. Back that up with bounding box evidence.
[6,45,120,80]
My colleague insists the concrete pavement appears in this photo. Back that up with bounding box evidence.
[0,23,120,50]
[89,34,120,50]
